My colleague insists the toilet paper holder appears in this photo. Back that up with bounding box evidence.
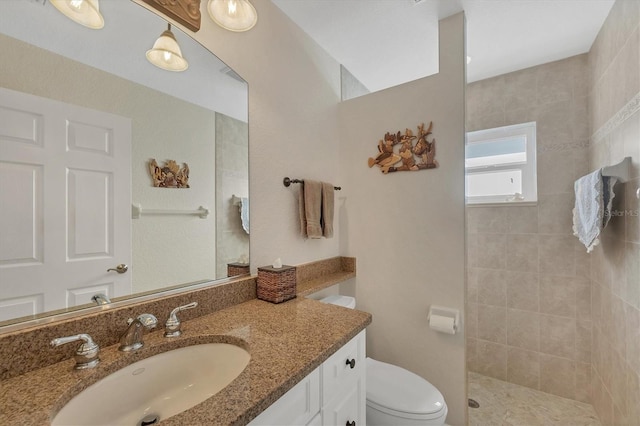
[427,305,460,334]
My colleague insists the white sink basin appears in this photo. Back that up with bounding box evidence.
[52,343,250,425]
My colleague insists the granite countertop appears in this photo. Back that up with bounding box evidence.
[1,297,372,425]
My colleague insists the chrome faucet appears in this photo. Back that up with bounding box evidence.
[118,313,158,352]
[50,333,100,369]
[91,293,111,305]
[164,302,198,337]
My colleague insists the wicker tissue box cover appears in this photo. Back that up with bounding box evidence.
[227,262,250,277]
[257,265,297,303]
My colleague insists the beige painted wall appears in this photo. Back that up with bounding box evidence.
[152,0,345,272]
[587,0,640,423]
[215,113,249,278]
[135,3,469,422]
[337,14,467,425]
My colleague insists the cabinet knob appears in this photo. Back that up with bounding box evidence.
[345,358,356,369]
[346,421,356,426]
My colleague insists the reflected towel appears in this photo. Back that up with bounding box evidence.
[572,169,617,253]
[304,180,323,238]
[240,197,249,234]
[321,182,334,238]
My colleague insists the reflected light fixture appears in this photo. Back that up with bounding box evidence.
[49,0,105,29]
[146,23,189,72]
[207,0,257,32]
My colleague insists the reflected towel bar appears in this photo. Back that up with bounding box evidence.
[131,203,209,219]
[283,177,341,190]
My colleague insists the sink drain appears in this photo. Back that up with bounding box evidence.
[468,398,480,408]
[139,414,160,426]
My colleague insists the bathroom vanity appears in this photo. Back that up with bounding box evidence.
[250,330,366,426]
[0,281,370,425]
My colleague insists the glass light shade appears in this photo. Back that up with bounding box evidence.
[207,0,257,32]
[50,0,104,29]
[146,25,188,72]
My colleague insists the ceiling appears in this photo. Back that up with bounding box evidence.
[272,0,616,93]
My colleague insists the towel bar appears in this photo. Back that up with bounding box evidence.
[131,203,209,219]
[232,195,243,206]
[283,177,341,191]
[602,157,631,182]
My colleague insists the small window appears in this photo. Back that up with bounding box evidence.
[465,122,537,205]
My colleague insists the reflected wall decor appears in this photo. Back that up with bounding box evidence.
[149,159,190,188]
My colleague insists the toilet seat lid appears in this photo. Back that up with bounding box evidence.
[366,358,447,420]
[320,295,356,309]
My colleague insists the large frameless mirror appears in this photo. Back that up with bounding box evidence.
[0,0,249,329]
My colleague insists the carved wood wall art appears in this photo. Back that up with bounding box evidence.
[141,0,202,32]
[368,122,438,174]
[149,159,190,188]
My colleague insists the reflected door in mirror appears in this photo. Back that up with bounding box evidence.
[0,88,132,321]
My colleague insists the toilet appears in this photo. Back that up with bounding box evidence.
[320,295,448,425]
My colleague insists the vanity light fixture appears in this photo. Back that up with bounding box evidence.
[207,0,257,32]
[146,23,189,72]
[49,0,104,29]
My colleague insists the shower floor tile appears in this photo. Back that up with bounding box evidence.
[468,372,602,426]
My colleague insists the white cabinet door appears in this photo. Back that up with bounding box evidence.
[0,88,131,320]
[322,330,366,426]
[322,377,363,426]
[322,331,365,403]
[249,367,321,426]
[307,412,322,426]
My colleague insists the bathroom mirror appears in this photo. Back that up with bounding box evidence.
[0,0,249,327]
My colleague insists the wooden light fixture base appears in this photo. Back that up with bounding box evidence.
[141,0,201,32]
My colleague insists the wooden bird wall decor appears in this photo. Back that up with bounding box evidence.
[149,159,190,188]
[368,122,438,174]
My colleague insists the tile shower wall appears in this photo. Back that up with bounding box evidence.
[587,1,640,424]
[215,113,249,278]
[466,54,593,402]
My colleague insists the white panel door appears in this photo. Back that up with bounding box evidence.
[0,88,131,321]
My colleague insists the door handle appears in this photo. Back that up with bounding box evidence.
[107,264,128,274]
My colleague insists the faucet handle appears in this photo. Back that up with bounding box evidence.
[50,333,100,370]
[164,302,198,337]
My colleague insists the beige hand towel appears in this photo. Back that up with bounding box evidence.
[321,182,334,238]
[304,180,323,238]
[298,184,307,237]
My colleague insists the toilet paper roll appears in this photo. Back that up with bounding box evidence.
[429,314,456,335]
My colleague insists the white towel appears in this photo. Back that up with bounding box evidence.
[572,169,617,253]
[239,197,249,234]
